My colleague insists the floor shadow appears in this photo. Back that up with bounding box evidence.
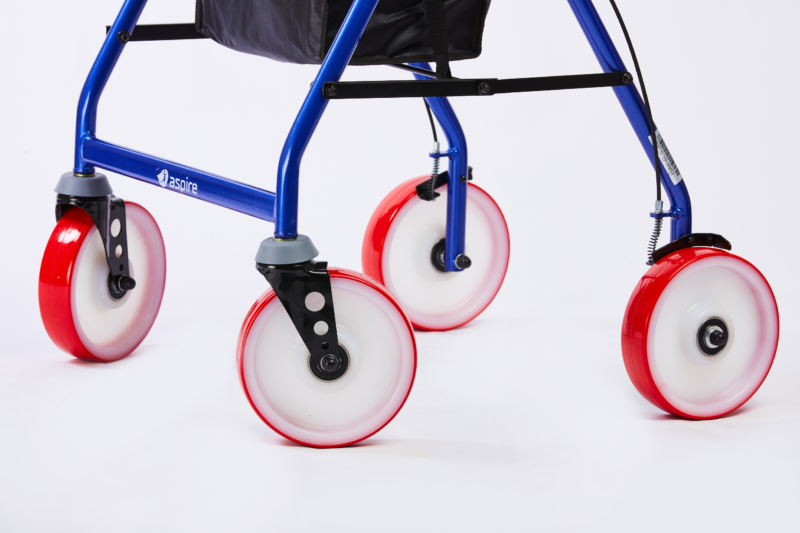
[646,404,752,421]
[64,344,153,366]
[275,438,385,449]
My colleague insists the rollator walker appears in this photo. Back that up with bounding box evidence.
[39,0,780,447]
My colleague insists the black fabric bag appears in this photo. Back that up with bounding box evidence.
[195,0,491,66]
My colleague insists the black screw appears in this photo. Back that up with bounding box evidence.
[117,30,131,44]
[477,82,492,95]
[687,236,695,245]
[318,354,341,375]
[460,174,468,183]
[325,85,337,98]
[455,255,472,270]
[117,275,136,291]
[709,329,727,347]
[622,72,633,85]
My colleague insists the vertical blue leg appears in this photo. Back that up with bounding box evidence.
[411,63,469,272]
[567,0,692,240]
[273,0,381,239]
[74,0,149,174]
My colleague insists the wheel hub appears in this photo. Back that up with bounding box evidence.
[697,318,729,356]
[310,345,350,382]
[431,238,447,273]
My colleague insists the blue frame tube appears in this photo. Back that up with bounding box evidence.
[412,63,469,272]
[74,0,148,174]
[273,0,381,239]
[568,0,692,240]
[83,138,276,222]
[71,0,691,259]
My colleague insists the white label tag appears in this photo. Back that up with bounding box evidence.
[649,130,683,186]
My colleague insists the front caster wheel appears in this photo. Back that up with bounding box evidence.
[362,177,510,331]
[622,248,779,419]
[237,268,417,448]
[38,203,166,362]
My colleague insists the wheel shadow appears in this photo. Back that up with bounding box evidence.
[646,404,752,421]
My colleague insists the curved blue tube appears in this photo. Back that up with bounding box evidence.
[74,0,148,174]
[568,0,692,240]
[273,0,381,238]
[411,63,469,272]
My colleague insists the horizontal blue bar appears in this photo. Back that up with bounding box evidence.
[83,138,276,222]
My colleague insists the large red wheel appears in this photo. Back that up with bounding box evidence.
[39,203,166,362]
[237,268,417,448]
[622,248,779,419]
[362,177,510,331]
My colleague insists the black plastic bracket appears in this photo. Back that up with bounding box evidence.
[56,194,136,299]
[256,261,347,382]
[323,72,632,100]
[416,168,473,201]
[652,233,732,264]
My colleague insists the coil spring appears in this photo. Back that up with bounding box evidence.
[429,155,440,200]
[647,217,663,265]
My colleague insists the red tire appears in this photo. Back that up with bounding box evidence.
[237,268,417,448]
[362,177,509,331]
[622,248,779,419]
[39,203,166,362]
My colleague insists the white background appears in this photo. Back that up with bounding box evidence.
[1,1,798,531]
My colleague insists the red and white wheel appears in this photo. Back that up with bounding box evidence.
[237,268,417,448]
[622,248,779,419]
[39,203,167,362]
[362,177,510,331]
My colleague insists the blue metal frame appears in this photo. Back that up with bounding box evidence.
[568,0,692,239]
[71,0,691,265]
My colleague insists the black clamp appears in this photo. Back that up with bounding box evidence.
[651,233,732,264]
[56,194,136,299]
[416,168,473,201]
[257,261,347,382]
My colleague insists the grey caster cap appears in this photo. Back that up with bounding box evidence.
[255,235,319,265]
[55,172,113,197]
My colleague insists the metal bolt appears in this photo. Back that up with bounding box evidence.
[477,82,492,95]
[117,275,136,291]
[318,354,341,375]
[455,255,472,270]
[705,326,727,349]
[117,30,130,44]
[622,72,633,85]
[325,85,337,98]
[460,174,468,183]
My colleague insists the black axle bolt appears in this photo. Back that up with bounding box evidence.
[325,85,337,98]
[708,329,727,347]
[455,254,472,270]
[622,72,633,85]
[117,30,130,44]
[318,354,342,375]
[117,275,136,291]
[697,318,729,357]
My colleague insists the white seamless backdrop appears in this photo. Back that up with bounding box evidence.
[1,1,798,532]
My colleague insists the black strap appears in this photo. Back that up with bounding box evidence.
[323,72,632,100]
[425,0,451,79]
[105,24,207,41]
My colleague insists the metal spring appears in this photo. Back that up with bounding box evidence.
[647,217,663,265]
[429,142,440,200]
